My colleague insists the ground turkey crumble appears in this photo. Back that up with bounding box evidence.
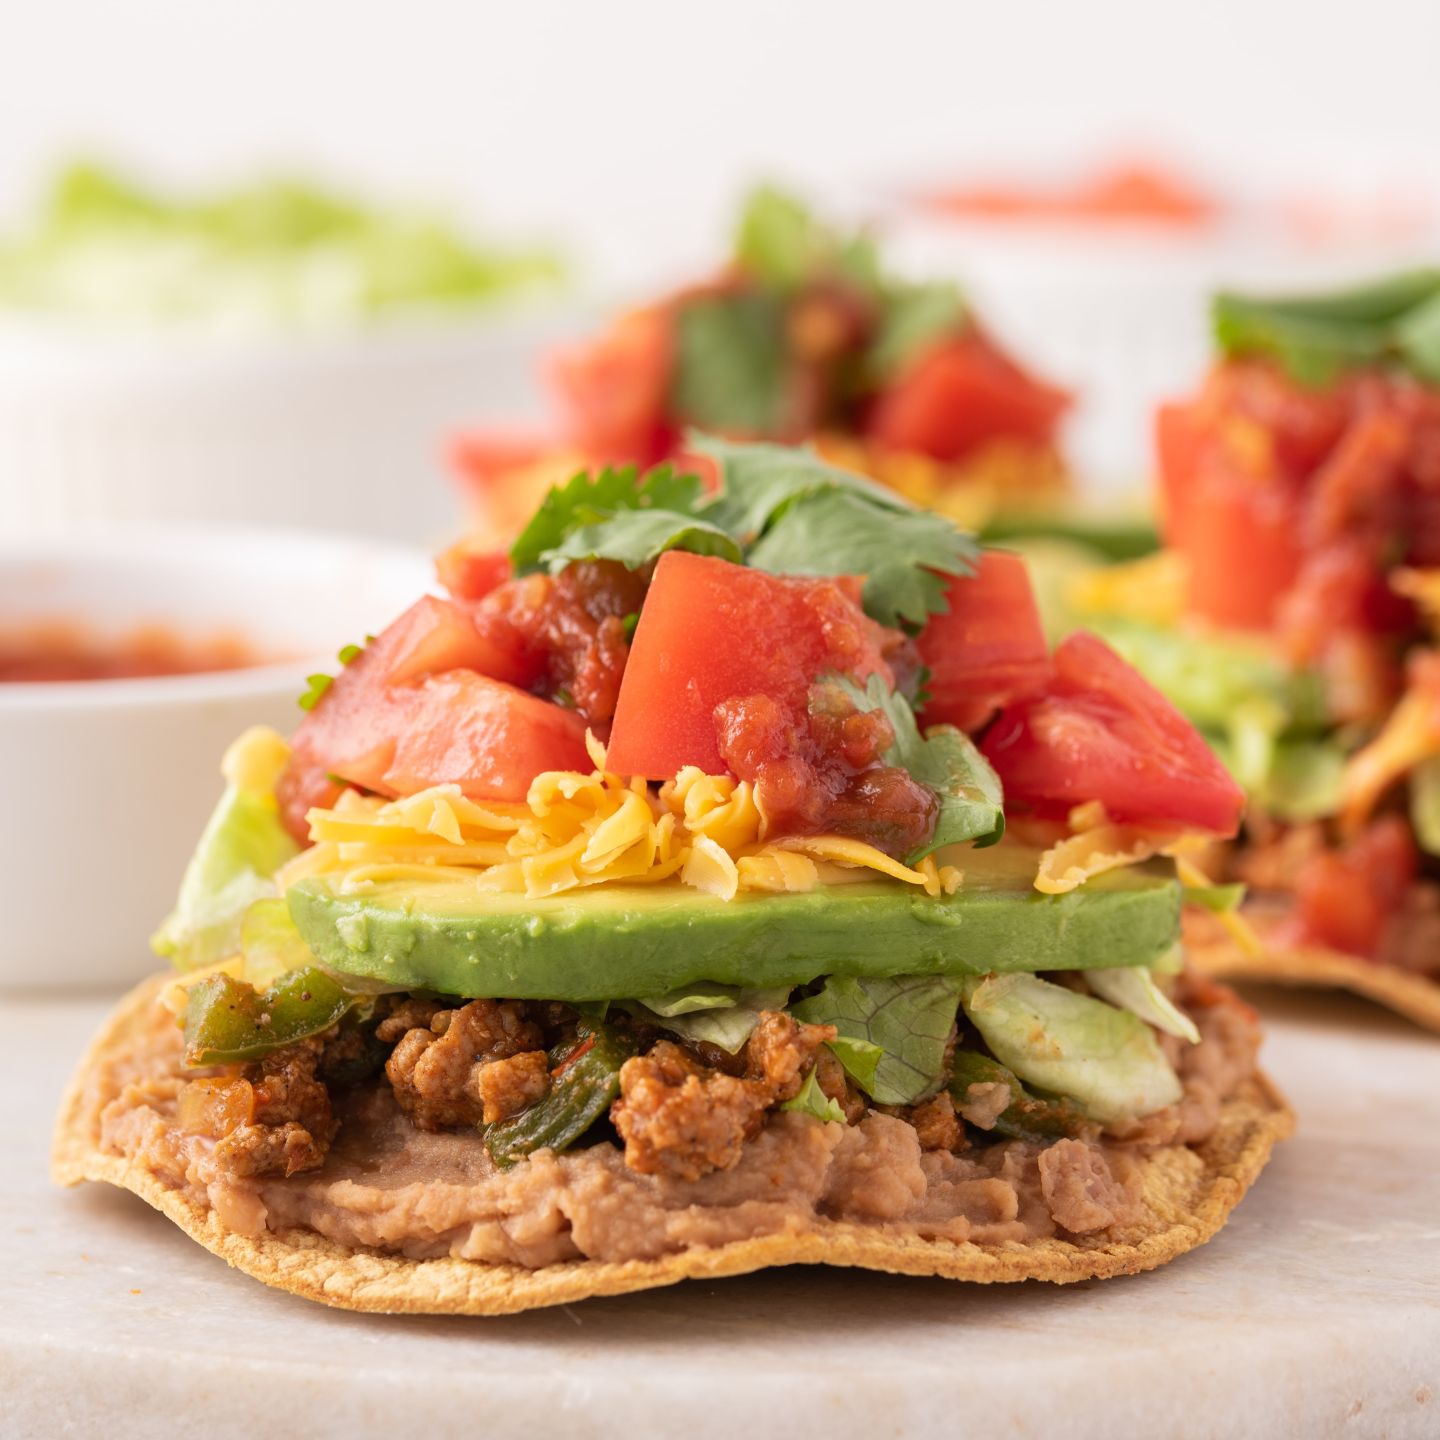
[89,974,1261,1268]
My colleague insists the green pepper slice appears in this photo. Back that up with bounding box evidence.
[485,1023,637,1169]
[949,1049,1092,1142]
[183,967,368,1066]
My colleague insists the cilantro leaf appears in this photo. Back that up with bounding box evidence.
[297,673,333,711]
[509,464,704,575]
[733,185,820,291]
[670,292,788,434]
[792,974,964,1104]
[868,279,967,381]
[780,1069,846,1124]
[692,432,912,538]
[507,436,976,626]
[541,508,740,573]
[1396,290,1440,384]
[747,490,975,627]
[839,673,1005,861]
[1212,270,1440,387]
[733,184,883,299]
[692,433,976,626]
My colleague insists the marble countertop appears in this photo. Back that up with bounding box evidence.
[4,985,1437,1440]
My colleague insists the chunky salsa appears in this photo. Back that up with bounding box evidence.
[0,621,260,683]
[451,188,1071,543]
[1077,273,1440,977]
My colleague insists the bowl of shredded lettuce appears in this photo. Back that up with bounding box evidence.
[0,162,575,542]
[0,161,562,332]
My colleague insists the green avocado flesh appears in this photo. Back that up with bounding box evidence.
[285,846,1181,1001]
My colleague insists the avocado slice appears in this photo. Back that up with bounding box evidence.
[285,846,1181,1001]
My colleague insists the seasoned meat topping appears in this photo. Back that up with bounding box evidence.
[897,1092,964,1153]
[612,1011,834,1181]
[195,1040,337,1180]
[474,1050,551,1124]
[384,999,544,1131]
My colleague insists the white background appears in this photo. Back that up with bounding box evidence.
[2,0,1439,491]
[2,0,1438,288]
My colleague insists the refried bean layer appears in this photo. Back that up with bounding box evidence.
[89,979,1261,1269]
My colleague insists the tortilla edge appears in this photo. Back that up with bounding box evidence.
[1186,915,1440,1033]
[52,973,1295,1316]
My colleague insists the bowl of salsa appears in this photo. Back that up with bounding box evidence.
[0,525,431,988]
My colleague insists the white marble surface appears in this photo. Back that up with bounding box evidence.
[4,986,1438,1440]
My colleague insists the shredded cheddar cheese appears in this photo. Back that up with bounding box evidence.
[279,736,957,903]
[1172,854,1263,958]
[1066,548,1187,626]
[1035,806,1260,955]
[1393,569,1440,638]
[1338,683,1440,834]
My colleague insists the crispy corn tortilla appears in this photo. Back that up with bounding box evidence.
[53,974,1294,1316]
[1186,909,1440,1034]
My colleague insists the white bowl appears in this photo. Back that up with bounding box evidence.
[0,305,590,548]
[0,525,431,991]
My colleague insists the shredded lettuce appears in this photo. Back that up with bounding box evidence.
[1089,616,1325,736]
[151,728,299,969]
[0,161,561,329]
[792,974,964,1104]
[239,897,317,985]
[781,1070,846,1124]
[1261,736,1348,821]
[839,673,1004,860]
[1085,967,1200,1044]
[1411,755,1440,856]
[624,985,792,1054]
[961,973,1182,1125]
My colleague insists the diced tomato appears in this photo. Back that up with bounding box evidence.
[473,561,649,731]
[1157,381,1306,630]
[605,551,893,779]
[436,541,512,603]
[1154,401,1204,540]
[1176,465,1304,631]
[980,631,1246,835]
[282,595,587,819]
[449,431,553,493]
[381,671,590,800]
[447,432,581,550]
[865,331,1071,464]
[1293,816,1416,957]
[376,595,520,689]
[551,307,675,465]
[1158,361,1433,634]
[1207,360,1347,482]
[916,552,1051,733]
